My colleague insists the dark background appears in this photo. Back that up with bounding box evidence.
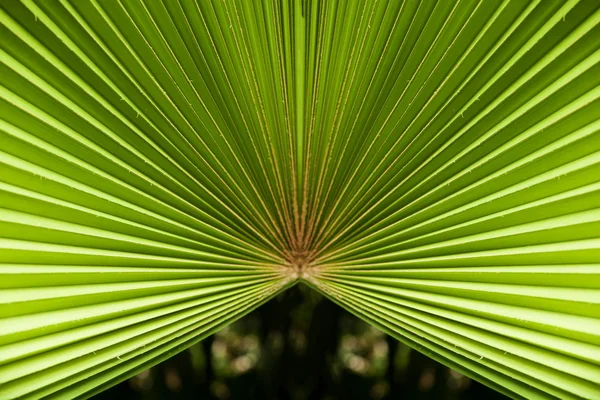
[94,284,507,400]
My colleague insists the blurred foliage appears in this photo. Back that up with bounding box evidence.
[93,285,506,400]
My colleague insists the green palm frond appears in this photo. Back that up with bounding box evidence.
[1,0,599,398]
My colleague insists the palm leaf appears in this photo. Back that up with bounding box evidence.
[1,0,599,398]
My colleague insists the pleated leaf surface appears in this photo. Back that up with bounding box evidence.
[1,0,599,399]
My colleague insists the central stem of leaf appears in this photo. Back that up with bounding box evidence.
[285,249,315,280]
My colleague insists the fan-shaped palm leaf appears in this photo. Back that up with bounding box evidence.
[1,0,599,398]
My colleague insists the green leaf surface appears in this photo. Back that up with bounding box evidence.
[1,0,599,398]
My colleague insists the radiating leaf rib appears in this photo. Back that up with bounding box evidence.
[324,284,589,399]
